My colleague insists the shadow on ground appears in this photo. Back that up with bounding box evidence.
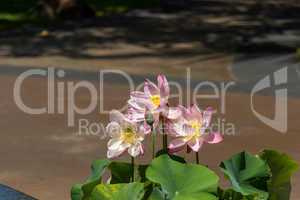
[1,0,300,59]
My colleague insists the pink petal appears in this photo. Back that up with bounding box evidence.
[140,145,145,156]
[169,121,191,137]
[128,143,143,157]
[107,138,123,150]
[129,116,145,123]
[182,124,195,136]
[130,91,147,99]
[130,96,157,111]
[152,112,160,128]
[144,79,159,96]
[190,104,202,121]
[165,120,182,136]
[178,105,191,120]
[106,122,121,138]
[168,138,186,153]
[163,107,182,120]
[187,139,203,152]
[190,104,201,112]
[109,110,126,124]
[128,98,147,111]
[107,142,128,158]
[116,116,137,131]
[139,122,151,135]
[160,97,168,107]
[203,132,223,144]
[157,74,170,99]
[202,107,213,128]
[107,148,126,159]
[127,109,145,122]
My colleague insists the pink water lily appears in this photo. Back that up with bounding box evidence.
[106,110,149,158]
[128,74,181,127]
[168,104,223,153]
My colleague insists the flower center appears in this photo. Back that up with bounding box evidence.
[150,95,161,108]
[190,120,201,131]
[184,120,202,142]
[121,128,137,144]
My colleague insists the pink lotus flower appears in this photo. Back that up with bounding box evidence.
[106,110,150,158]
[128,74,181,127]
[168,104,223,153]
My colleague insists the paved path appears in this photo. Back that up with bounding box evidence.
[0,65,299,199]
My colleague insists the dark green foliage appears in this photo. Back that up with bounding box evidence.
[71,150,298,200]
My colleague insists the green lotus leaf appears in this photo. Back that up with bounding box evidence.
[218,188,254,200]
[155,149,186,163]
[91,182,144,200]
[146,154,219,199]
[260,149,299,200]
[109,162,133,183]
[71,159,111,200]
[173,192,218,200]
[148,187,165,200]
[220,151,270,200]
[108,161,148,183]
[71,183,84,200]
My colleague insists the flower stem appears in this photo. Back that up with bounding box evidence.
[152,126,156,159]
[161,116,168,151]
[195,152,199,164]
[163,134,168,151]
[131,156,135,182]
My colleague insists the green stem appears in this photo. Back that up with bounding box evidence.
[152,126,156,159]
[161,116,168,151]
[163,134,168,150]
[131,156,135,182]
[196,152,199,164]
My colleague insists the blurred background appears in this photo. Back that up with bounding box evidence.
[0,0,300,199]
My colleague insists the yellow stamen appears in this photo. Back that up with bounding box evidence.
[121,128,137,144]
[183,120,202,142]
[150,95,161,107]
[190,120,201,131]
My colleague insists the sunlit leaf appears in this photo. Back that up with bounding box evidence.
[91,182,144,200]
[220,151,270,200]
[146,154,218,199]
[173,192,218,200]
